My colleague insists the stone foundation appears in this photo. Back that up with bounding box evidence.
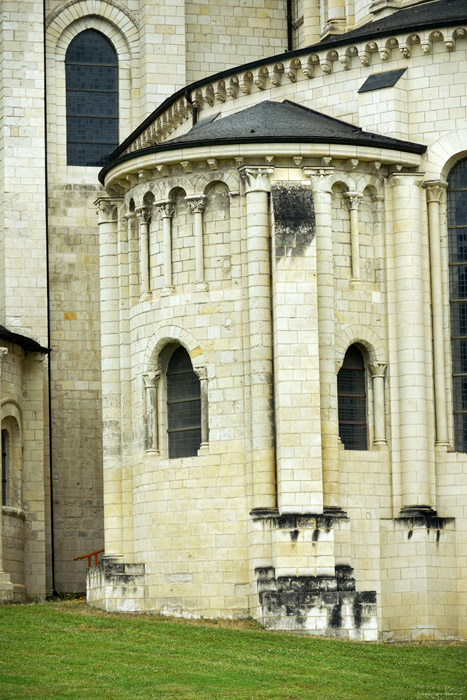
[87,558,146,613]
[257,565,378,641]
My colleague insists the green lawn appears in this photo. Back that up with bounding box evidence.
[0,601,465,700]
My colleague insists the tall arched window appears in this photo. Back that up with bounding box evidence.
[66,29,118,166]
[2,429,10,506]
[448,158,467,451]
[337,345,368,450]
[166,347,201,458]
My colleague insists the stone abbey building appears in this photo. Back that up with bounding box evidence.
[1,0,467,641]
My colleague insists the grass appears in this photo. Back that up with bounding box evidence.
[0,601,465,700]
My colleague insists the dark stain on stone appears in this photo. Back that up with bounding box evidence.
[436,529,440,543]
[312,528,320,542]
[408,530,413,540]
[290,529,299,541]
[353,597,363,628]
[272,185,315,259]
[330,599,342,628]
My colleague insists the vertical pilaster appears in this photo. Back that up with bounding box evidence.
[344,191,363,284]
[0,348,8,582]
[240,168,276,511]
[389,173,433,512]
[424,181,449,447]
[157,201,176,296]
[136,207,151,300]
[96,197,124,560]
[369,363,387,445]
[306,168,340,511]
[187,196,207,290]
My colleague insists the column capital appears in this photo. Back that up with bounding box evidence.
[195,365,208,380]
[344,190,363,210]
[423,180,448,203]
[156,200,176,219]
[124,210,137,221]
[388,172,424,188]
[135,206,151,224]
[186,195,207,214]
[95,196,121,224]
[239,167,274,194]
[369,362,387,378]
[303,167,334,193]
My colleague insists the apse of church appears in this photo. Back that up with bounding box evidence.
[1,0,466,641]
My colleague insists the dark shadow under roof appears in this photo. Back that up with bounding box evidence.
[0,325,49,354]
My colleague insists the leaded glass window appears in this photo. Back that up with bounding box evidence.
[448,158,467,451]
[338,345,368,450]
[66,29,118,166]
[167,347,201,459]
[2,430,9,507]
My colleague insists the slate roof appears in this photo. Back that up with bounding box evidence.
[133,100,426,153]
[102,0,464,172]
[0,325,49,354]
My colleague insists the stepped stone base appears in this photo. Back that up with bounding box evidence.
[257,565,378,641]
[87,558,146,613]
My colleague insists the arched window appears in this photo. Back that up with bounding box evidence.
[337,345,368,450]
[2,429,10,506]
[166,347,201,458]
[448,158,467,451]
[66,29,118,166]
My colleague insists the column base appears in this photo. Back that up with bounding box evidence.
[349,279,363,289]
[399,505,437,518]
[197,443,209,455]
[323,506,348,518]
[195,282,209,292]
[139,292,152,302]
[161,286,175,297]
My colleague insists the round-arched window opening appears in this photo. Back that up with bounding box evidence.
[166,347,201,458]
[65,29,118,167]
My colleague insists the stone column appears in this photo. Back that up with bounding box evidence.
[389,173,433,512]
[302,0,320,46]
[143,372,160,453]
[125,211,139,306]
[187,196,207,291]
[344,191,363,284]
[136,207,151,300]
[240,167,276,510]
[424,180,449,446]
[197,366,209,448]
[326,0,346,33]
[369,363,387,445]
[157,201,176,296]
[305,168,340,511]
[96,196,124,559]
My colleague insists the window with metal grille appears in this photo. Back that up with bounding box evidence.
[448,158,467,451]
[167,347,201,459]
[2,430,9,507]
[337,345,368,450]
[66,29,118,166]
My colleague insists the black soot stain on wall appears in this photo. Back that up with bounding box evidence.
[272,185,315,259]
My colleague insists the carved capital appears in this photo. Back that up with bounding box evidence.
[195,365,208,380]
[423,180,448,204]
[156,200,176,219]
[344,191,363,210]
[388,172,424,189]
[95,197,120,224]
[136,206,151,225]
[303,167,334,194]
[143,372,161,389]
[239,167,273,194]
[369,363,387,379]
[186,196,207,214]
